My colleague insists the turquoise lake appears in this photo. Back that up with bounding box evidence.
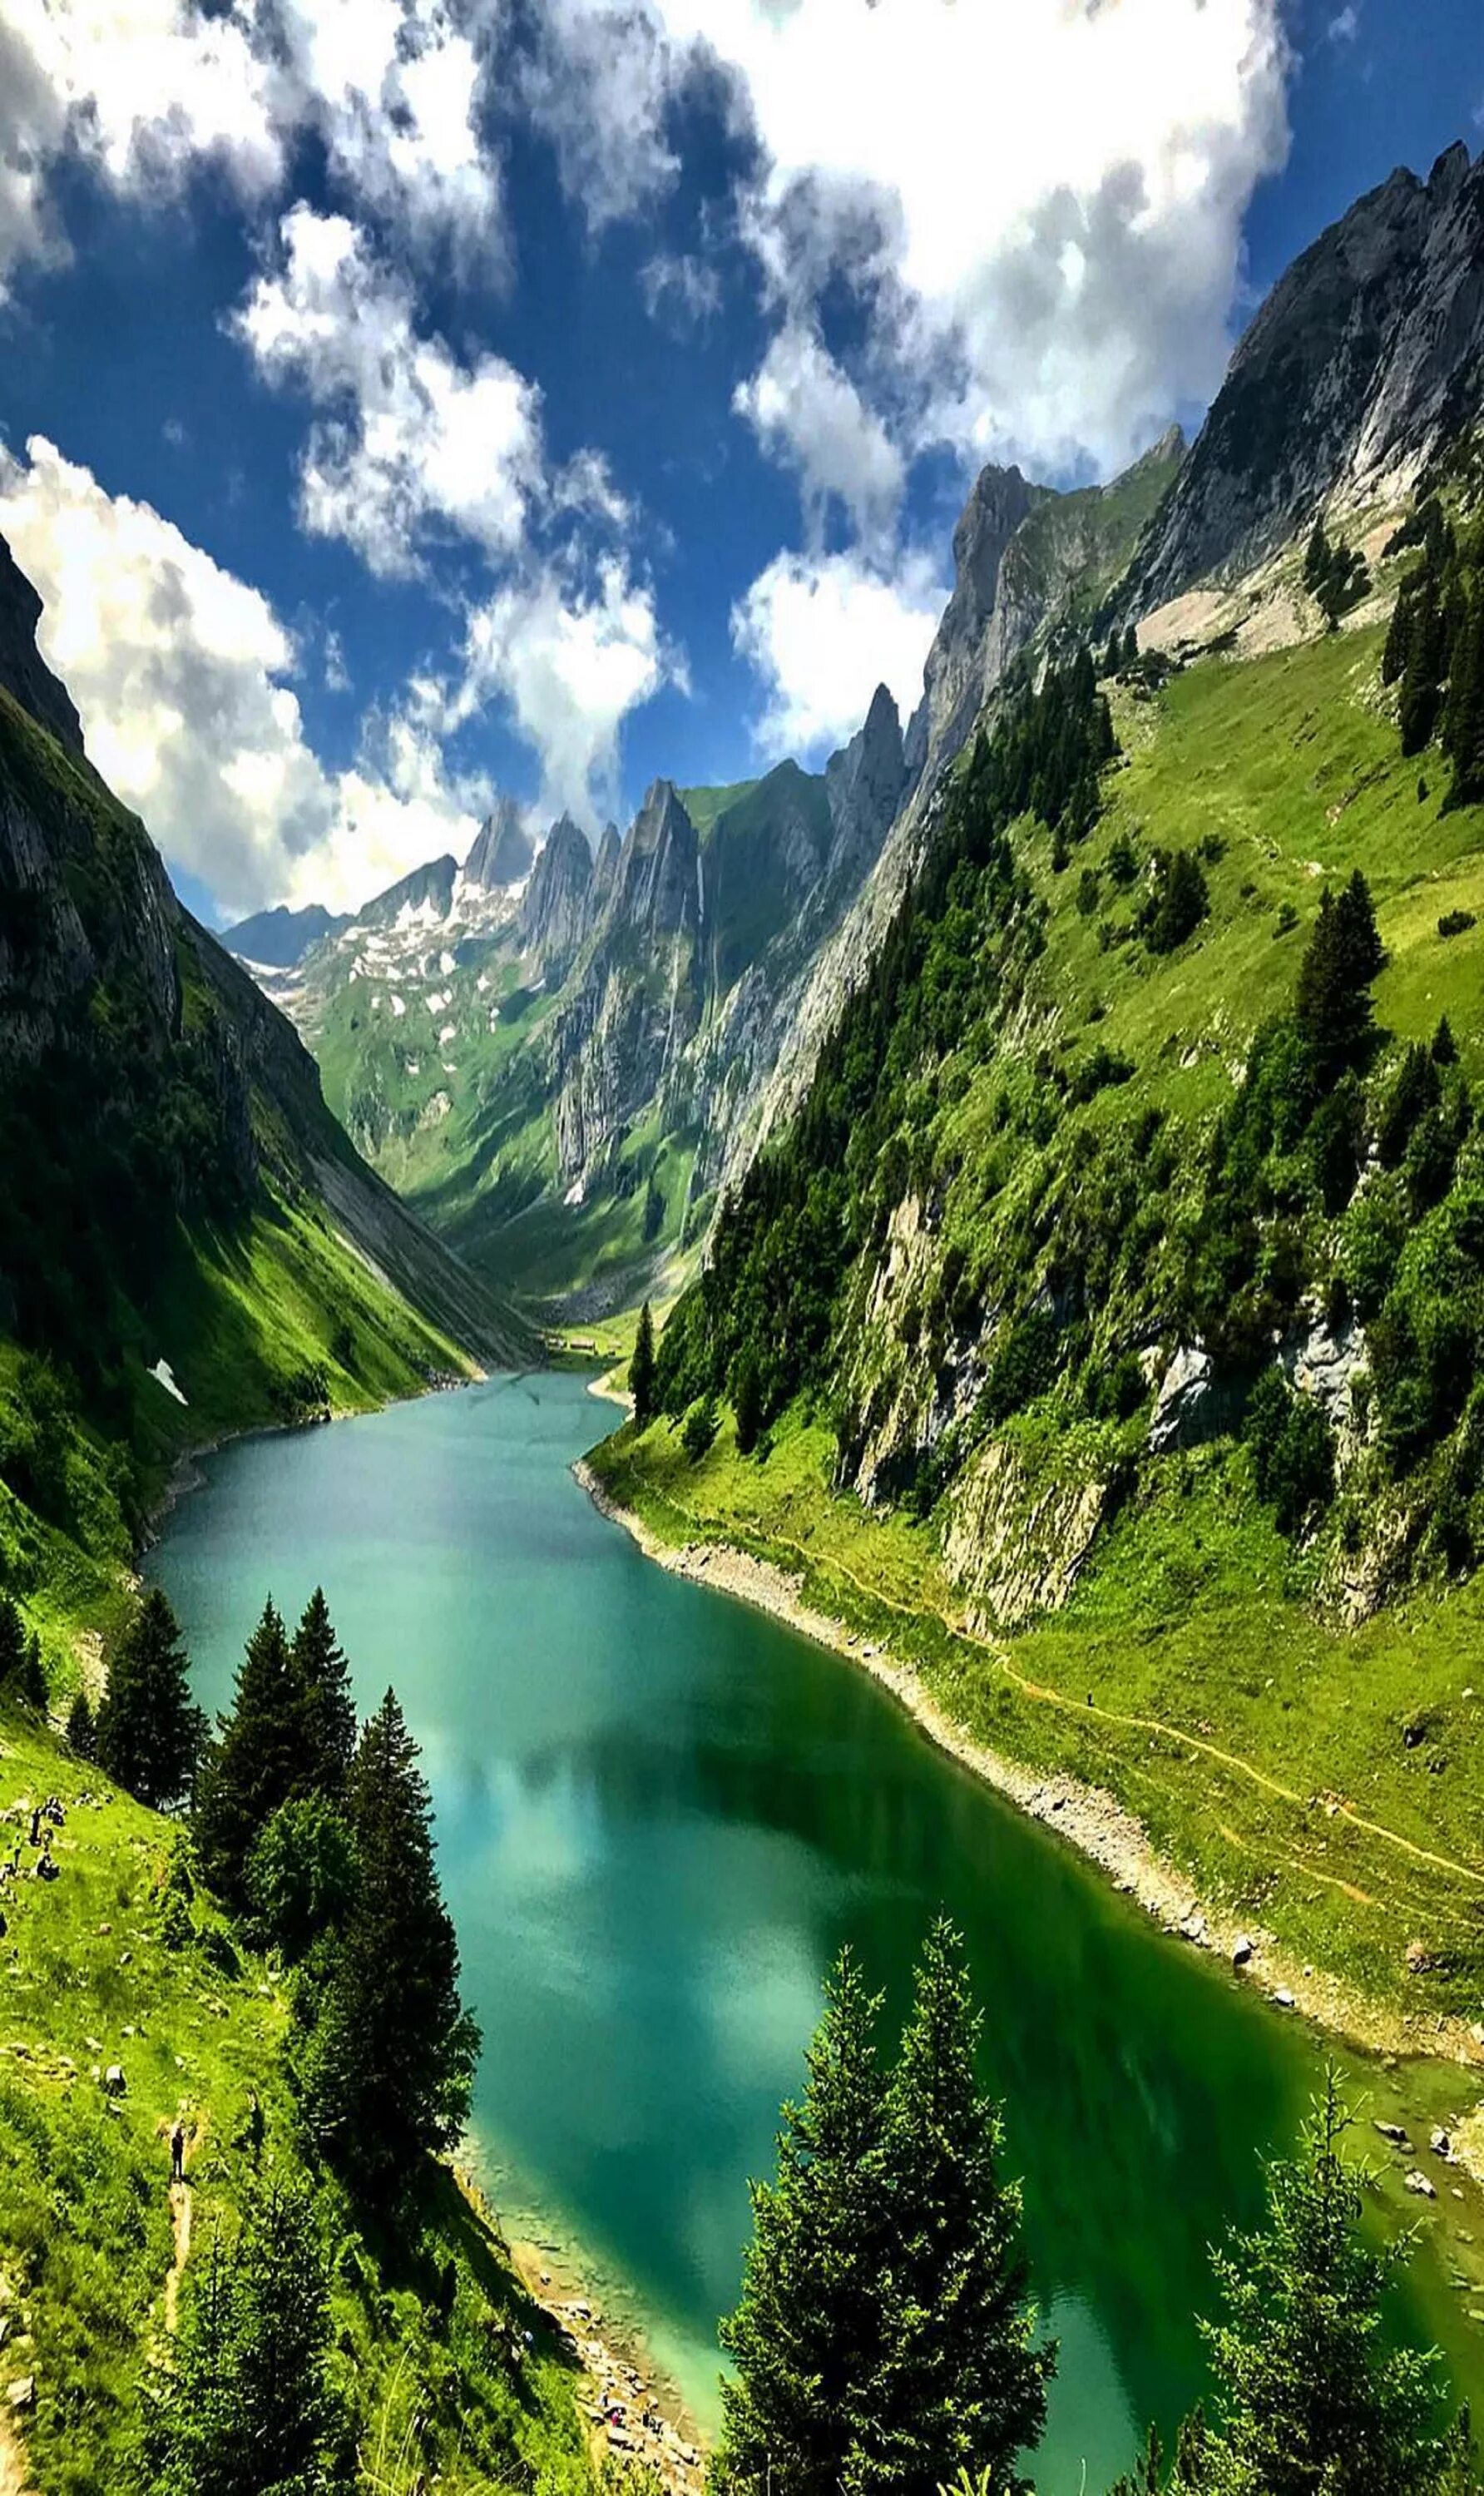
[148,1372,1480,2489]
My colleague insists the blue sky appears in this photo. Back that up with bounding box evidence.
[0,0,1480,923]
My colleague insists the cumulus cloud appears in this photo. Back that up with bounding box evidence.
[447,557,683,830]
[730,546,942,761]
[733,322,903,547]
[235,206,543,577]
[531,0,1291,482]
[0,0,502,301]
[0,436,483,914]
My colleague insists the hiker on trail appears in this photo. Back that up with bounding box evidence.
[171,2122,186,2184]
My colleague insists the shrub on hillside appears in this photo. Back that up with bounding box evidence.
[1244,1369,1335,1535]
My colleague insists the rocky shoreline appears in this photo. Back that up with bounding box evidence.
[504,2230,705,2492]
[572,1459,1484,2091]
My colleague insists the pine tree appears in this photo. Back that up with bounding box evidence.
[1441,595,1484,810]
[715,1951,892,2496]
[1123,622,1140,666]
[1383,579,1415,686]
[1191,2070,1458,2496]
[66,1691,96,1760]
[865,1920,1052,2496]
[292,1588,357,1796]
[1294,882,1381,1087]
[193,1599,309,1904]
[631,1300,657,1429]
[0,1593,26,1698]
[1399,572,1448,755]
[300,1690,478,2206]
[96,1588,205,1810]
[146,2178,349,2495]
[732,1345,764,1456]
[1303,518,1330,591]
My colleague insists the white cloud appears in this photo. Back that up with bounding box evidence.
[733,323,903,547]
[639,249,722,332]
[235,206,543,577]
[1326,7,1359,42]
[0,0,502,301]
[0,435,482,914]
[730,546,942,761]
[532,0,1291,483]
[448,557,682,829]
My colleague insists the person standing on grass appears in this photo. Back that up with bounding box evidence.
[171,2122,186,2184]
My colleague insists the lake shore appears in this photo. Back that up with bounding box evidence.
[573,1456,1484,2104]
[502,2223,706,2492]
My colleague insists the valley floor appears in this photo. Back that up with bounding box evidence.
[586,1407,1484,2084]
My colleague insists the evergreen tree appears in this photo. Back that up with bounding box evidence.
[194,1600,309,1905]
[630,1301,658,1429]
[1303,518,1330,591]
[1399,572,1448,755]
[300,1690,478,2206]
[1190,2071,1459,2496]
[715,1951,892,2496]
[1441,594,1484,810]
[66,1690,96,1760]
[732,1345,765,1456]
[146,2178,349,2496]
[1383,578,1415,686]
[96,1588,204,1810]
[1123,623,1140,666]
[1294,881,1381,1087]
[0,1595,44,1708]
[865,1921,1052,2496]
[292,1588,357,1797]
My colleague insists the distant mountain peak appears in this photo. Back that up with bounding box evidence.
[466,795,535,891]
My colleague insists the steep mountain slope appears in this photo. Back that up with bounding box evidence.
[1120,143,1484,618]
[0,530,529,1676]
[603,438,1484,2028]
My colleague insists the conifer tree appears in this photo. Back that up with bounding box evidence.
[1294,879,1382,1087]
[1188,2070,1460,2496]
[731,1345,764,1455]
[631,1300,658,1429]
[194,1599,309,1904]
[96,1588,204,1810]
[66,1690,96,1760]
[292,1588,357,1796]
[147,2178,349,2495]
[0,1595,44,1708]
[715,1951,892,2496]
[1399,572,1448,755]
[300,1690,478,2206]
[1442,596,1484,810]
[865,1920,1051,2496]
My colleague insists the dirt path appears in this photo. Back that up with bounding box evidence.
[0,2409,35,2496]
[164,2182,192,2335]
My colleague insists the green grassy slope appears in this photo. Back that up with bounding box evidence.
[596,594,1484,2033]
[0,1701,595,2496]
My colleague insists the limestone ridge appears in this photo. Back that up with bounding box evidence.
[357,854,460,929]
[520,814,592,970]
[1121,144,1484,615]
[608,779,702,937]
[0,528,529,1367]
[465,795,535,891]
[223,903,351,970]
[733,427,1185,1185]
[903,463,1050,780]
[825,684,910,887]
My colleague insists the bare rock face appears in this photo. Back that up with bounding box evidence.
[465,795,534,891]
[1122,143,1484,615]
[824,683,908,886]
[606,781,700,938]
[588,821,621,921]
[941,1439,1109,1630]
[356,854,459,930]
[521,813,592,971]
[904,464,1048,780]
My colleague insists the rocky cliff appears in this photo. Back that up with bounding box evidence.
[465,795,534,892]
[1121,144,1484,616]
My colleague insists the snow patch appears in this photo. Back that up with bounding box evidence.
[149,1358,188,1407]
[390,994,406,1017]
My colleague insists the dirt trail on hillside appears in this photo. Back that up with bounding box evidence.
[0,2413,35,2496]
[164,2182,192,2335]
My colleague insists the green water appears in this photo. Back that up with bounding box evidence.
[149,1374,1482,2489]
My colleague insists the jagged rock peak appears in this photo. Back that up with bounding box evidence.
[465,794,534,890]
[0,531,84,755]
[355,854,459,930]
[521,812,592,962]
[905,461,1050,779]
[610,780,700,936]
[1120,141,1484,617]
[825,683,908,879]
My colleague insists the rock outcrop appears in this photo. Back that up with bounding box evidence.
[522,814,593,971]
[1121,144,1484,616]
[465,795,534,891]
